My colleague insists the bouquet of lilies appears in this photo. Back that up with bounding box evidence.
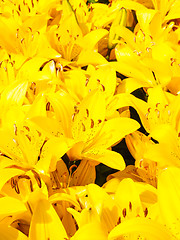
[0,0,180,239]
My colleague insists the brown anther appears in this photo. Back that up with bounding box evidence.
[31,170,41,188]
[15,183,20,194]
[26,135,31,142]
[29,180,33,192]
[101,84,105,91]
[18,4,21,11]
[31,0,34,8]
[90,119,94,128]
[46,102,50,111]
[36,130,41,137]
[164,104,169,108]
[178,40,180,45]
[98,119,102,124]
[18,175,30,180]
[11,178,16,188]
[28,27,32,32]
[122,208,126,217]
[23,126,30,131]
[129,201,132,210]
[148,107,151,113]
[21,38,24,44]
[86,109,89,117]
[171,58,176,66]
[144,207,148,217]
[85,78,89,86]
[16,10,20,16]
[155,103,160,108]
[97,79,100,83]
[117,217,121,224]
[82,123,86,131]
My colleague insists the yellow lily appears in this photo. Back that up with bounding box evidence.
[32,88,140,185]
[47,0,108,65]
[110,9,178,92]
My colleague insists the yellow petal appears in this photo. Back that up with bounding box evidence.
[80,29,108,50]
[0,197,27,221]
[0,223,28,240]
[108,217,173,240]
[49,192,81,210]
[29,198,68,240]
[83,149,125,171]
[77,50,108,66]
[37,137,71,173]
[71,221,108,240]
[93,117,140,149]
[0,168,25,191]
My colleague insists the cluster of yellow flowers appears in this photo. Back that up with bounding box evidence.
[0,0,180,239]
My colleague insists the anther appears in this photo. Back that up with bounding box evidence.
[129,201,132,210]
[23,126,30,131]
[82,123,86,131]
[156,103,160,108]
[90,119,94,128]
[29,180,33,192]
[85,78,89,86]
[122,208,126,217]
[86,109,89,117]
[101,84,105,91]
[31,170,41,188]
[144,207,148,217]
[15,183,20,194]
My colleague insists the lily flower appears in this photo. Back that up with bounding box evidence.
[32,88,140,185]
